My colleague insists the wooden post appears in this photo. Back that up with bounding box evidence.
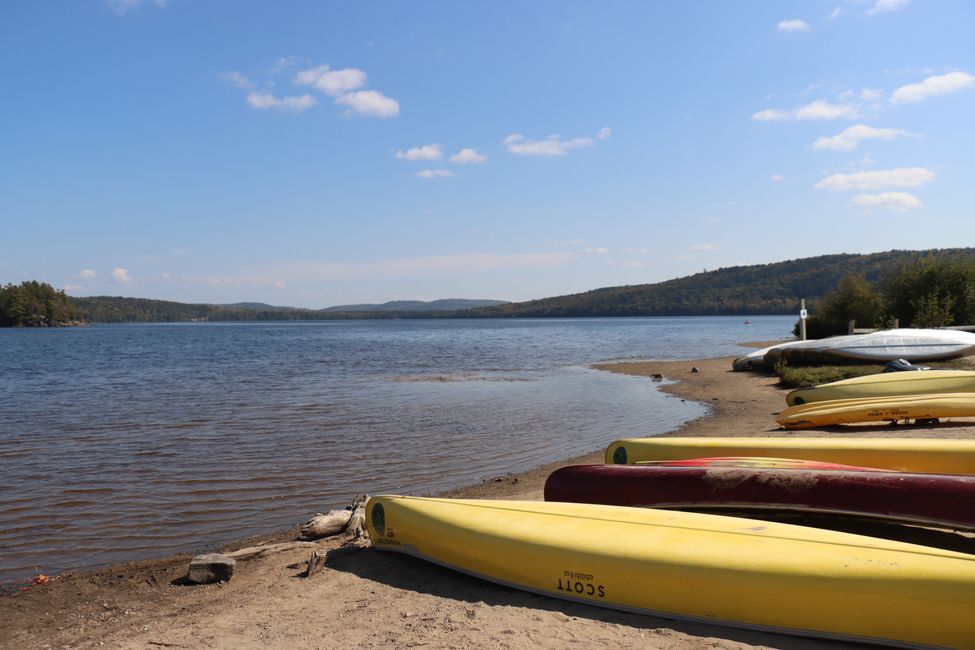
[848,320,856,335]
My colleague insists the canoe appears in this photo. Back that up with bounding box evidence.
[786,369,975,406]
[732,340,806,371]
[545,463,975,531]
[368,495,975,648]
[777,393,975,429]
[637,456,883,471]
[764,329,975,366]
[605,436,975,474]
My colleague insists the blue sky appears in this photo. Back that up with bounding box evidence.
[2,1,974,308]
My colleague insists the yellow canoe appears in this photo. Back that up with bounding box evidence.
[368,495,975,648]
[605,436,975,474]
[777,393,975,429]
[786,370,975,406]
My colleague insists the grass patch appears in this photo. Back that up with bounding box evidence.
[774,357,974,389]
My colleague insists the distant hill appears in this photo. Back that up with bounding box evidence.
[65,248,975,323]
[322,299,508,312]
[466,248,975,318]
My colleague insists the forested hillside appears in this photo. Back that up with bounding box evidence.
[9,248,969,324]
[468,249,975,317]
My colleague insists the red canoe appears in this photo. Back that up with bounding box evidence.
[544,464,975,531]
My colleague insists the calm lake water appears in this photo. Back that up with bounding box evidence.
[0,316,794,585]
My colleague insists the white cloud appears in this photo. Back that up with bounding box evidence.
[770,174,784,182]
[777,19,810,32]
[246,91,316,112]
[890,71,975,104]
[812,124,909,151]
[450,148,488,164]
[396,144,443,161]
[273,281,287,290]
[626,261,644,269]
[860,87,884,101]
[827,6,843,20]
[112,268,131,283]
[692,243,720,252]
[80,269,97,279]
[108,0,167,15]
[336,90,400,118]
[295,65,367,96]
[867,0,909,16]
[815,167,935,191]
[752,100,856,122]
[795,99,858,120]
[62,284,86,293]
[751,109,790,122]
[222,72,256,91]
[583,247,609,254]
[850,192,922,212]
[597,127,612,140]
[505,133,595,156]
[416,169,455,179]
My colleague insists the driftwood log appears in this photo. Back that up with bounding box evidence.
[299,495,369,540]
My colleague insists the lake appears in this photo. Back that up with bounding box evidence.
[0,315,795,585]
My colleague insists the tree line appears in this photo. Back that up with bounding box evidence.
[0,281,77,326]
[800,253,975,337]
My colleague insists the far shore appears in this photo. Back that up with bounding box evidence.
[4,351,975,649]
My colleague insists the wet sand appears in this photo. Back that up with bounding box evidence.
[4,354,975,649]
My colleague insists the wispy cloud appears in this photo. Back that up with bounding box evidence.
[246,91,316,112]
[582,247,609,254]
[752,99,857,122]
[777,19,810,32]
[770,174,784,182]
[691,243,720,252]
[812,124,910,151]
[221,72,256,91]
[890,71,975,104]
[416,169,455,179]
[450,148,488,164]
[827,6,844,21]
[850,192,922,212]
[505,133,594,156]
[80,269,97,280]
[815,167,935,191]
[294,65,367,96]
[108,0,167,15]
[597,127,612,140]
[112,268,132,283]
[189,252,575,287]
[396,144,443,161]
[335,90,400,118]
[867,0,909,16]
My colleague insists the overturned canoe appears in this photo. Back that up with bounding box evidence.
[605,436,975,475]
[545,463,975,531]
[764,329,975,366]
[777,393,975,429]
[786,369,975,406]
[368,495,975,648]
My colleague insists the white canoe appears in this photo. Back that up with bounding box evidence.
[765,329,975,365]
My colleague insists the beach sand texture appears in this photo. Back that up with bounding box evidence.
[4,354,975,650]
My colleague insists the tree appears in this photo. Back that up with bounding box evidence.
[0,281,76,326]
[883,256,975,327]
[800,273,886,337]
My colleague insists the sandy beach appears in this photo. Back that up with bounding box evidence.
[5,353,975,650]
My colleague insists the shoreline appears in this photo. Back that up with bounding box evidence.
[5,353,974,649]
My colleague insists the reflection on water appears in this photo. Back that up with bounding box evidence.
[0,316,793,584]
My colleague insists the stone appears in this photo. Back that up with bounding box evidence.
[187,553,236,584]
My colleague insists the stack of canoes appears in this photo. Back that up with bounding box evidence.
[732,328,975,371]
[367,367,975,648]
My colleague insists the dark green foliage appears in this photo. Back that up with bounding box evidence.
[882,254,975,328]
[791,274,887,337]
[0,281,76,326]
[469,248,975,318]
[775,363,884,389]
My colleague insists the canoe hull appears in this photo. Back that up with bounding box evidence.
[777,393,975,429]
[786,370,975,406]
[605,436,975,475]
[368,496,975,648]
[544,464,975,531]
